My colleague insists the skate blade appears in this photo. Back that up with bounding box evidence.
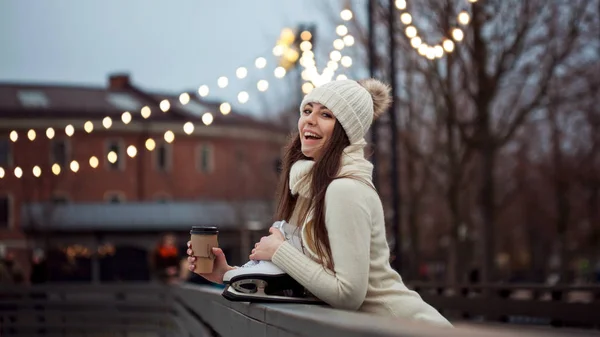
[222,285,323,304]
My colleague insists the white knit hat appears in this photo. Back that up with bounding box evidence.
[299,79,391,144]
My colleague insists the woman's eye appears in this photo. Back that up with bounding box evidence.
[303,110,311,114]
[322,113,332,118]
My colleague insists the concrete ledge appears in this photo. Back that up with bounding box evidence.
[173,284,584,337]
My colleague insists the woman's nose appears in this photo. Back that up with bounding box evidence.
[305,112,316,125]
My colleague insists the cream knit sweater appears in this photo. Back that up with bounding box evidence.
[271,145,452,327]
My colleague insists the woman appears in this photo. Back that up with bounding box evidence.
[188,79,452,327]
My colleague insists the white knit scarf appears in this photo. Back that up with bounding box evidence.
[289,139,375,198]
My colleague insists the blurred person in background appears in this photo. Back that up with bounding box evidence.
[151,233,180,284]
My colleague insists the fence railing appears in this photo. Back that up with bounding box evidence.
[2,282,599,337]
[0,283,182,336]
[410,282,600,329]
[172,283,600,337]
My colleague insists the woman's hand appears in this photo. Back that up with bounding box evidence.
[187,242,235,284]
[249,227,285,261]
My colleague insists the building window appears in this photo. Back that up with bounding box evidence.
[50,139,69,167]
[0,195,11,229]
[155,143,171,172]
[197,143,214,173]
[0,140,11,167]
[105,192,126,204]
[105,139,124,170]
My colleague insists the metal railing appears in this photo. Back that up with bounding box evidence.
[2,282,599,337]
[0,283,182,336]
[410,282,600,329]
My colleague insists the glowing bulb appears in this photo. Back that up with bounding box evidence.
[434,45,444,58]
[274,67,286,78]
[27,129,36,141]
[183,122,194,135]
[337,74,348,81]
[272,45,284,56]
[217,76,228,88]
[333,39,345,50]
[400,13,412,24]
[70,160,79,173]
[257,80,269,92]
[89,156,99,168]
[336,25,348,36]
[343,35,355,46]
[32,166,41,177]
[84,121,93,133]
[236,67,248,79]
[452,28,464,41]
[330,51,342,62]
[300,41,312,52]
[426,47,436,60]
[458,11,470,25]
[52,163,61,175]
[302,82,314,94]
[126,145,137,158]
[405,26,417,38]
[122,111,132,124]
[198,85,209,97]
[140,106,151,119]
[411,37,422,48]
[395,0,406,9]
[255,57,267,69]
[237,91,249,104]
[107,151,118,164]
[9,131,17,142]
[14,167,22,178]
[443,39,455,52]
[341,56,353,68]
[164,130,175,143]
[102,117,112,129]
[179,93,190,105]
[46,127,55,139]
[0,167,4,179]
[418,44,429,55]
[65,124,75,137]
[202,112,214,126]
[160,99,170,112]
[145,138,156,151]
[340,9,353,21]
[300,31,312,41]
[220,102,231,115]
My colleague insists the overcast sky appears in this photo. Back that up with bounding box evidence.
[0,0,368,118]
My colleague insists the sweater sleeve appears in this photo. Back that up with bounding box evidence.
[272,179,371,310]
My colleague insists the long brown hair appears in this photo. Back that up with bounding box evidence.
[274,122,350,269]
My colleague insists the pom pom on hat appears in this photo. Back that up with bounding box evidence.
[299,78,392,144]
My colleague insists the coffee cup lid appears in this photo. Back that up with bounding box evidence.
[190,226,218,235]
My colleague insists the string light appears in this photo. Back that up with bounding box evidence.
[27,129,36,141]
[84,121,93,133]
[9,131,17,142]
[32,166,41,177]
[52,164,61,175]
[46,127,55,139]
[183,122,195,135]
[396,0,475,60]
[145,138,156,151]
[65,124,75,137]
[70,160,79,173]
[0,167,4,178]
[126,145,137,158]
[89,156,99,168]
[14,167,22,178]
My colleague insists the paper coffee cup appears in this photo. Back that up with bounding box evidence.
[190,226,219,274]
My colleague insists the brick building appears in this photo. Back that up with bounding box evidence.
[0,74,290,282]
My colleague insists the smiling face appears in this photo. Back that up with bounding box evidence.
[298,102,336,160]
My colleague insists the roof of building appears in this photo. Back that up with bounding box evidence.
[0,74,288,133]
[21,200,274,232]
